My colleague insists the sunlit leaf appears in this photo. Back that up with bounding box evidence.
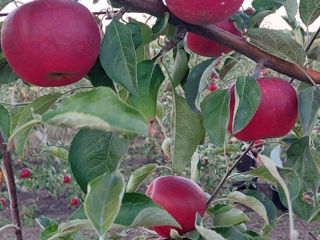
[127,164,159,192]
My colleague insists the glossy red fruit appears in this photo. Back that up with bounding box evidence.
[70,197,79,206]
[228,77,298,141]
[0,198,6,206]
[20,168,31,179]
[63,175,71,184]
[187,19,241,57]
[165,0,244,25]
[208,82,218,92]
[146,175,206,238]
[1,0,101,87]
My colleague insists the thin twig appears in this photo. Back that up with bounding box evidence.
[305,26,320,52]
[0,129,23,240]
[297,218,317,240]
[206,141,255,207]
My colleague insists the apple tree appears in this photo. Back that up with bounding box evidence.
[0,0,319,239]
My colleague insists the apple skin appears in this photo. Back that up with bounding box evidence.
[228,77,298,141]
[1,0,101,87]
[208,82,218,92]
[20,168,31,179]
[70,197,79,206]
[165,0,244,25]
[146,175,206,238]
[187,19,241,58]
[63,175,71,184]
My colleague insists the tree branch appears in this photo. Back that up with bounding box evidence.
[0,129,23,240]
[112,0,320,85]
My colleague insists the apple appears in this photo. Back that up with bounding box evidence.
[165,0,244,25]
[0,198,6,206]
[63,175,71,184]
[20,168,31,179]
[1,0,101,87]
[70,197,79,206]
[208,82,218,92]
[146,175,206,238]
[187,19,241,57]
[228,77,298,141]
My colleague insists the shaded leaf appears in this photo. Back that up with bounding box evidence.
[0,104,10,139]
[247,28,306,65]
[42,87,147,135]
[299,0,320,26]
[298,87,320,134]
[42,146,68,162]
[204,89,230,147]
[85,172,125,236]
[126,22,142,49]
[172,95,205,171]
[232,76,261,134]
[127,163,159,192]
[15,93,62,156]
[172,48,189,87]
[0,0,13,10]
[87,59,115,89]
[69,129,129,193]
[129,60,165,120]
[152,12,169,35]
[284,0,298,22]
[100,19,137,95]
[196,225,226,240]
[0,54,18,84]
[213,226,248,240]
[213,208,249,227]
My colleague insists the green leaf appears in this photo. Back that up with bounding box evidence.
[42,146,68,162]
[228,191,270,225]
[0,54,18,84]
[172,48,189,87]
[87,59,115,89]
[129,60,165,120]
[250,10,275,28]
[0,0,13,10]
[152,12,169,35]
[40,224,58,240]
[311,149,320,175]
[127,163,159,192]
[185,59,214,113]
[42,87,147,135]
[100,19,137,95]
[126,22,142,49]
[128,19,153,45]
[213,208,249,227]
[0,104,10,139]
[212,145,240,155]
[232,76,261,134]
[69,129,129,193]
[285,137,320,220]
[247,28,306,66]
[114,193,180,228]
[243,166,277,185]
[191,152,200,183]
[85,172,125,237]
[69,206,87,221]
[172,95,205,171]
[241,189,277,224]
[299,0,320,26]
[298,87,320,134]
[47,219,93,240]
[15,93,62,156]
[252,0,285,11]
[309,207,320,222]
[204,89,230,147]
[36,215,57,229]
[213,226,248,240]
[195,225,226,240]
[284,0,298,22]
[308,45,320,61]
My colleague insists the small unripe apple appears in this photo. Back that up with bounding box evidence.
[70,197,79,206]
[0,198,6,206]
[1,0,101,87]
[20,168,31,179]
[208,82,218,92]
[146,175,206,238]
[228,77,298,141]
[187,19,241,58]
[165,0,244,25]
[63,175,71,184]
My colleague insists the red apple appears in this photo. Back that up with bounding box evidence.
[0,198,6,206]
[208,82,218,92]
[70,197,79,206]
[165,0,244,25]
[1,0,101,87]
[187,19,241,57]
[20,168,31,179]
[63,175,71,184]
[228,77,298,141]
[146,175,206,238]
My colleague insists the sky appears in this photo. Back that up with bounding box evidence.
[1,0,320,31]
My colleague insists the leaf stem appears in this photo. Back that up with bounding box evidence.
[206,141,254,207]
[0,129,23,240]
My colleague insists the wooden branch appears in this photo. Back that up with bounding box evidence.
[0,129,23,240]
[113,0,320,84]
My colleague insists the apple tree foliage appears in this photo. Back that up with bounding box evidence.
[0,0,320,239]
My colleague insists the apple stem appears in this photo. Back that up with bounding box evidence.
[206,141,255,208]
[0,129,23,240]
